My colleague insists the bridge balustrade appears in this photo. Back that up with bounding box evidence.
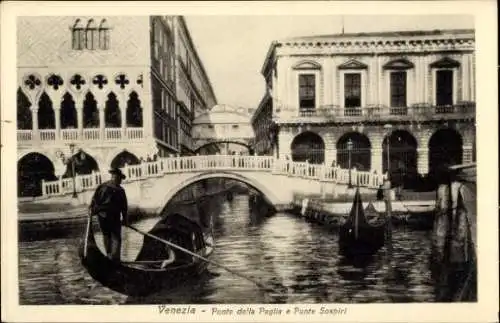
[40,155,387,197]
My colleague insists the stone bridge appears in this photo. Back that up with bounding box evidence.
[41,155,387,214]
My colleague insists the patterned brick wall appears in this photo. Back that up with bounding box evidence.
[17,16,151,68]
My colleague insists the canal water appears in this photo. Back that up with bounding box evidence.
[19,194,437,305]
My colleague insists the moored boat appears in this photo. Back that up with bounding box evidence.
[338,188,386,258]
[79,213,214,296]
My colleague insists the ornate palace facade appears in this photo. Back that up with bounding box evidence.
[17,16,217,196]
[252,29,475,184]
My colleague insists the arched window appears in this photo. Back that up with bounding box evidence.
[98,19,110,50]
[17,88,32,130]
[71,19,84,50]
[126,91,143,127]
[86,19,98,50]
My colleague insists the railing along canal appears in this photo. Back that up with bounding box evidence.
[41,155,387,197]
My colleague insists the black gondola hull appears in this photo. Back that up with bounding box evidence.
[338,225,386,258]
[79,215,213,297]
[338,190,387,258]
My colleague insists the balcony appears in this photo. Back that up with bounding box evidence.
[17,127,145,145]
[276,102,475,124]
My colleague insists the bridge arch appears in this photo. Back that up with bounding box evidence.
[157,171,279,215]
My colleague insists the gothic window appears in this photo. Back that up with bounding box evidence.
[105,92,121,127]
[86,19,98,50]
[98,19,110,50]
[72,19,85,50]
[17,88,32,130]
[38,92,55,129]
[299,74,315,110]
[72,18,110,50]
[126,92,143,127]
[83,92,99,128]
[60,92,77,129]
[390,71,407,107]
[344,73,362,108]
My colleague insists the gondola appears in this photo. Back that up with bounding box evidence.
[338,188,386,258]
[79,213,214,296]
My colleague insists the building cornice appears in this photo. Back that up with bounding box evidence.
[277,37,474,53]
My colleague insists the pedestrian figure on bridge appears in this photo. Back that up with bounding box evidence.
[89,168,128,262]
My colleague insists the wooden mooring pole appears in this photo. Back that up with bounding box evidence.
[383,179,393,256]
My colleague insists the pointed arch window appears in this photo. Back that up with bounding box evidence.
[72,19,85,50]
[86,19,98,50]
[98,19,110,50]
[71,18,110,51]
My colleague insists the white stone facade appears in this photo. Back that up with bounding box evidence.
[192,105,255,154]
[16,16,218,196]
[254,29,476,179]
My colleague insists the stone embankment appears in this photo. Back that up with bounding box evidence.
[289,193,436,230]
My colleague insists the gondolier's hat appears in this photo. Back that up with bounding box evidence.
[109,168,126,179]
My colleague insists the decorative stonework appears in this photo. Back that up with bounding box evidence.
[47,74,64,91]
[24,74,42,91]
[292,60,322,70]
[338,59,368,70]
[430,56,461,68]
[383,58,414,70]
[70,74,87,91]
[92,74,108,89]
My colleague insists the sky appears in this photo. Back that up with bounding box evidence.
[185,15,474,110]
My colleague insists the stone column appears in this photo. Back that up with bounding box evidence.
[54,107,61,141]
[377,55,382,104]
[462,145,473,164]
[470,54,475,101]
[99,104,105,141]
[461,54,469,101]
[31,107,40,141]
[371,147,383,174]
[119,96,126,139]
[417,147,429,176]
[76,98,84,140]
[369,131,384,174]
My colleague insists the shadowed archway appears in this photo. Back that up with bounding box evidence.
[429,128,463,177]
[17,88,32,129]
[110,150,141,169]
[18,152,56,197]
[63,150,100,177]
[290,131,325,164]
[383,130,418,186]
[336,132,371,170]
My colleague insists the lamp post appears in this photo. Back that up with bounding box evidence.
[69,143,77,198]
[347,138,353,188]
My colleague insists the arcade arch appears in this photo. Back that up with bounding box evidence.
[18,152,56,197]
[336,132,371,170]
[290,131,325,164]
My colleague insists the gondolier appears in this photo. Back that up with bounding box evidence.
[89,168,128,261]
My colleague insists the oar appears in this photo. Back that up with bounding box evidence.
[125,224,286,294]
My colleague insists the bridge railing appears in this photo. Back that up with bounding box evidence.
[40,155,387,197]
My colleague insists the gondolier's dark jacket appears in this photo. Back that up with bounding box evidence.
[89,181,128,222]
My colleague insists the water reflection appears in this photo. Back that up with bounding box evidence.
[19,193,437,304]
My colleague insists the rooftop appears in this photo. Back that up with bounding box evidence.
[281,29,475,43]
